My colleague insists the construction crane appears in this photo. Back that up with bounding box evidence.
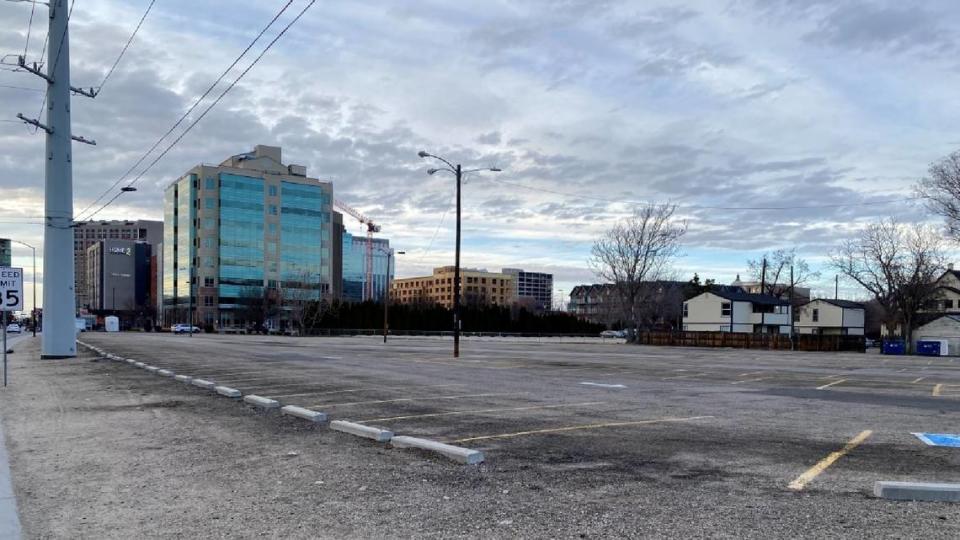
[334,199,381,301]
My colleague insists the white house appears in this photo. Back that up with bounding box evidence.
[923,266,960,313]
[683,291,792,334]
[913,315,960,356]
[795,299,865,336]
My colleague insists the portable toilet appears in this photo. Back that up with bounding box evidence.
[104,316,120,332]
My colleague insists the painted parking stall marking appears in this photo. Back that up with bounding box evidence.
[913,433,960,448]
[788,430,873,491]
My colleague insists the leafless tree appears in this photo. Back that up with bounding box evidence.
[830,219,945,351]
[917,150,960,241]
[589,204,687,339]
[282,271,330,335]
[238,286,279,333]
[746,248,819,302]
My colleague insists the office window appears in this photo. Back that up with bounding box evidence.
[268,185,278,197]
[204,277,215,287]
[268,205,278,215]
[812,308,819,322]
[203,218,216,229]
[205,198,216,209]
[205,177,216,189]
[721,302,731,317]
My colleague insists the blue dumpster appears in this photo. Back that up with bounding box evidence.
[882,340,905,355]
[916,341,942,357]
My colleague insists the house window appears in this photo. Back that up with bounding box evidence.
[721,302,731,317]
[812,308,819,322]
[683,303,689,318]
[946,300,954,310]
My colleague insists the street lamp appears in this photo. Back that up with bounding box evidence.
[10,240,37,337]
[417,151,501,358]
[376,248,405,343]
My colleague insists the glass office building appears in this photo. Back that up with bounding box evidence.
[341,231,393,303]
[162,145,333,329]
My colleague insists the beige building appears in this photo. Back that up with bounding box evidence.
[392,266,514,309]
[73,220,162,311]
[795,299,865,335]
[683,290,792,334]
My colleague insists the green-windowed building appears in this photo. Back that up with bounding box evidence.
[162,145,334,330]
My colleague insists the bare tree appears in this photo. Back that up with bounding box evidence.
[917,150,960,240]
[282,271,330,335]
[237,286,279,333]
[830,219,945,352]
[589,204,687,339]
[746,248,820,301]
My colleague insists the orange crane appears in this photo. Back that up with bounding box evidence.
[334,199,381,301]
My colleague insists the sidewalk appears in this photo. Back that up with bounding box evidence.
[0,415,22,540]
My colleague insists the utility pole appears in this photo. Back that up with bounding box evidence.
[453,164,462,358]
[11,241,37,337]
[383,251,391,343]
[15,0,96,358]
[835,275,839,300]
[790,265,795,351]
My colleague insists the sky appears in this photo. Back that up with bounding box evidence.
[1,0,959,312]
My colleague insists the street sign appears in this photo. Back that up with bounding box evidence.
[0,267,23,312]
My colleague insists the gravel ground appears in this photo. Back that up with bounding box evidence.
[1,333,959,538]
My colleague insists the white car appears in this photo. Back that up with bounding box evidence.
[172,324,201,334]
[6,323,21,334]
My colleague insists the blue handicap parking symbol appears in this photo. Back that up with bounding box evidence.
[913,433,960,448]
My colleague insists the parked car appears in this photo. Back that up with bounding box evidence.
[6,323,21,334]
[172,323,201,334]
[600,330,625,338]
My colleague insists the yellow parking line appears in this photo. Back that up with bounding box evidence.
[450,415,715,444]
[788,430,872,491]
[311,392,523,408]
[816,379,846,390]
[359,402,605,423]
[933,384,943,397]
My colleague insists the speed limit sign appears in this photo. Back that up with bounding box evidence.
[0,267,23,312]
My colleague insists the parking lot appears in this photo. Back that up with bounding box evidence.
[4,333,960,537]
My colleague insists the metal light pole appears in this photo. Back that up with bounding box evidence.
[11,241,37,337]
[417,151,500,358]
[380,249,405,343]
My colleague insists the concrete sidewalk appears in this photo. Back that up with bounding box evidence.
[0,409,22,540]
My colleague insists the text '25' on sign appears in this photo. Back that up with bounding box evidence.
[0,267,24,312]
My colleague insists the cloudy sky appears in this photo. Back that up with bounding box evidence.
[1,0,958,311]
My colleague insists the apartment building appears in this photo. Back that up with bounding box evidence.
[392,266,514,309]
[502,268,553,312]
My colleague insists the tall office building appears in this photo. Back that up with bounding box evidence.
[0,239,10,266]
[73,220,162,311]
[392,266,514,309]
[85,240,153,312]
[502,268,553,312]
[341,231,393,303]
[162,145,333,329]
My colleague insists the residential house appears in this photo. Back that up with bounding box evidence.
[795,299,865,335]
[683,290,791,334]
[922,265,960,313]
[730,274,811,302]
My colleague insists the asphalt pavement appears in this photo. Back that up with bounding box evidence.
[1,332,959,538]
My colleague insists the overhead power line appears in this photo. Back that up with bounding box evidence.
[21,0,36,59]
[94,0,157,94]
[75,0,297,221]
[487,176,923,212]
[29,0,73,134]
[83,0,317,221]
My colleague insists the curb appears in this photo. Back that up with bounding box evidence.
[157,369,174,377]
[145,366,160,373]
[191,379,215,390]
[134,362,146,368]
[875,481,960,502]
[390,436,484,464]
[330,420,393,442]
[174,374,192,383]
[281,405,327,423]
[243,395,280,409]
[215,386,242,399]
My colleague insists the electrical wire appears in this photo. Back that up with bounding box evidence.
[0,84,43,92]
[30,0,73,133]
[83,0,316,221]
[418,192,455,263]
[487,176,922,212]
[94,0,156,95]
[75,0,297,220]
[22,0,36,59]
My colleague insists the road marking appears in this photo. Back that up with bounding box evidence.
[580,382,626,389]
[738,371,764,377]
[662,373,707,380]
[911,377,925,384]
[732,377,770,385]
[359,402,605,423]
[787,430,873,491]
[267,383,467,399]
[897,368,907,373]
[450,415,715,443]
[816,379,846,390]
[933,384,943,397]
[309,392,523,408]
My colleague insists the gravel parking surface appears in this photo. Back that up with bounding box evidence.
[2,333,959,538]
